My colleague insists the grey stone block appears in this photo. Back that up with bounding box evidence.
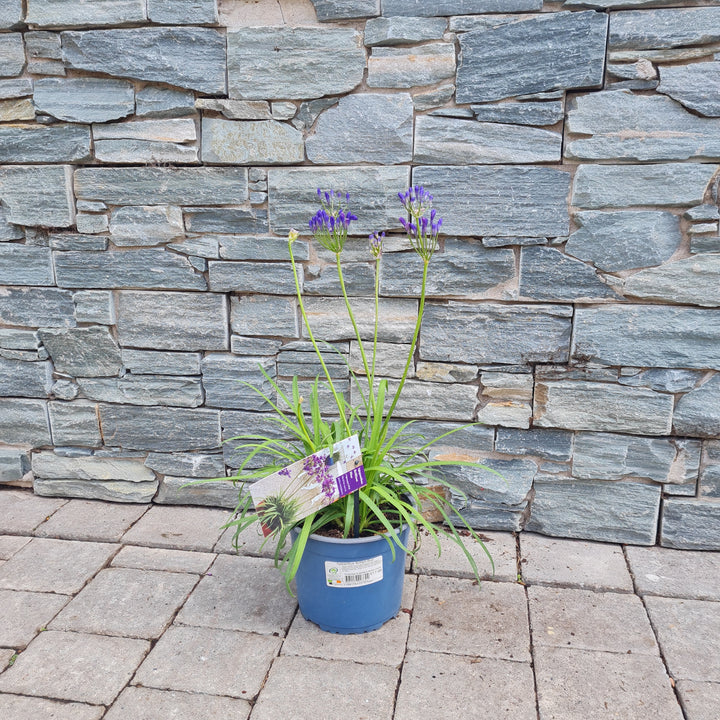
[0,448,30,483]
[496,427,573,462]
[62,27,226,94]
[573,306,720,371]
[0,630,149,705]
[32,452,155,486]
[121,350,201,376]
[0,244,54,286]
[567,90,720,162]
[208,260,298,294]
[386,0,540,14]
[471,100,564,126]
[184,207,266,234]
[155,476,236,507]
[364,16,445,46]
[202,118,304,165]
[413,165,570,237]
[535,379,673,435]
[34,77,134,123]
[421,302,572,365]
[231,295,299,338]
[77,376,203,408]
[146,0,218,24]
[0,0,22,28]
[412,84,455,111]
[196,97,272,120]
[527,477,661,544]
[534,646,684,720]
[0,692,104,720]
[75,167,248,206]
[395,650,536,720]
[368,43,456,88]
[520,533,633,592]
[0,165,74,227]
[27,0,145,26]
[566,210,681,272]
[52,567,196,639]
[99,405,221,452]
[619,369,703,395]
[144,452,224,479]
[35,477,158,503]
[75,213,108,234]
[95,116,196,140]
[310,0,378,20]
[381,242,514,298]
[0,96,33,121]
[307,93,413,164]
[219,235,305,262]
[658,61,720,117]
[0,77,31,98]
[94,139,199,164]
[48,401,102,447]
[109,205,184,246]
[73,290,114,325]
[136,86,194,118]
[39,326,121,377]
[105,688,249,720]
[572,163,717,208]
[0,123,90,163]
[661,499,720,550]
[0,399,51,446]
[268,166,410,235]
[457,11,606,103]
[201,355,275,410]
[414,116,561,165]
[0,33,24,77]
[609,7,720,50]
[228,27,364,100]
[50,233,107,252]
[116,291,228,351]
[624,254,720,307]
[519,246,617,301]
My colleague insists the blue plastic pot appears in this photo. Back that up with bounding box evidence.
[293,524,410,634]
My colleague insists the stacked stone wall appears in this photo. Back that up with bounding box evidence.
[1,0,719,549]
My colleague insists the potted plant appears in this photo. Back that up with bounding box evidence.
[223,186,496,634]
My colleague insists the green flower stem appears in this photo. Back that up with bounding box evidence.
[335,253,371,381]
[289,239,351,438]
[381,258,429,439]
[371,255,380,388]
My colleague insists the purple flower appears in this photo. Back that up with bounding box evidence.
[309,189,356,253]
[398,185,442,260]
[369,231,384,258]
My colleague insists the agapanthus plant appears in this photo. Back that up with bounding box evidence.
[220,186,495,589]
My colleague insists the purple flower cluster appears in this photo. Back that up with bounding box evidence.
[398,185,434,214]
[397,185,442,260]
[369,231,385,259]
[308,188,357,253]
[303,453,335,500]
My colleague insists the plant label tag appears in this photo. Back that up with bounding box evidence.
[251,434,367,536]
[324,556,384,588]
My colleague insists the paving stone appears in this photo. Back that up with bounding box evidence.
[408,576,530,661]
[120,505,228,551]
[0,537,116,593]
[176,554,296,636]
[534,646,684,720]
[414,165,570,237]
[282,577,414,665]
[626,546,720,601]
[0,534,30,559]
[251,655,398,720]
[0,589,69,647]
[528,475,661,545]
[519,533,632,592]
[105,687,250,720]
[228,27,364,100]
[0,490,65,534]
[572,163,717,208]
[0,630,149,705]
[676,680,720,720]
[133,625,281,699]
[34,499,148,542]
[529,585,657,654]
[62,28,226,94]
[457,11,606,103]
[0,695,104,720]
[111,545,215,574]
[413,529,516,582]
[395,650,536,720]
[645,596,720,682]
[50,567,197,639]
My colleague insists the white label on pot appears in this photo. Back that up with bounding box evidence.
[324,556,383,588]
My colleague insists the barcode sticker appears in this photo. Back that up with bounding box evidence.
[324,556,383,588]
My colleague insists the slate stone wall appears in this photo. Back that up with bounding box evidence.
[1,0,719,550]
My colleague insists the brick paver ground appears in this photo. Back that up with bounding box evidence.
[0,488,717,719]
